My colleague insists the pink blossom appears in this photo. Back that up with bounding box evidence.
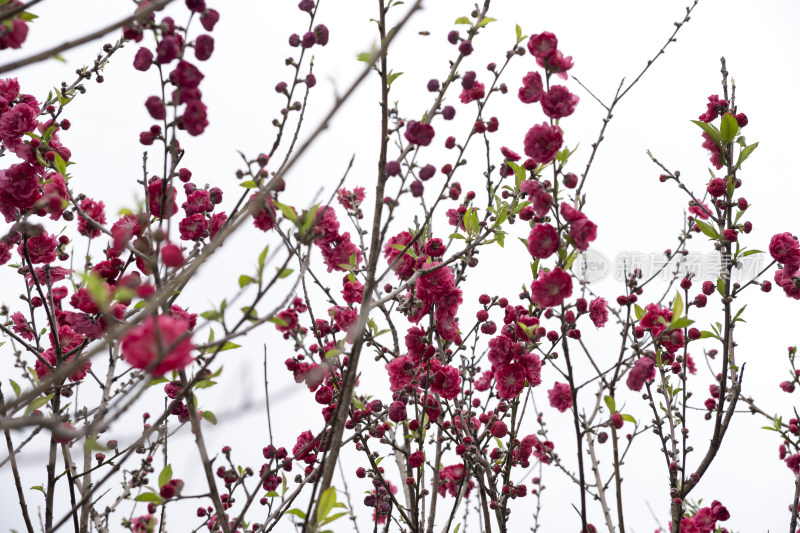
[0,102,38,148]
[404,120,435,146]
[0,163,41,220]
[569,217,597,251]
[20,231,58,264]
[161,243,185,268]
[437,464,474,498]
[589,298,608,328]
[494,362,525,399]
[527,32,558,58]
[459,82,485,104]
[11,311,33,340]
[519,352,542,386]
[181,99,208,136]
[337,186,365,210]
[169,60,204,88]
[530,268,572,308]
[523,122,563,165]
[701,132,724,170]
[431,364,461,399]
[120,315,194,376]
[626,356,656,391]
[179,213,208,240]
[0,78,20,111]
[639,303,672,338]
[148,179,178,219]
[318,232,361,273]
[698,94,727,123]
[541,85,579,119]
[77,198,106,238]
[548,382,573,412]
[527,223,559,258]
[537,49,574,79]
[292,430,319,462]
[688,201,713,220]
[769,232,800,266]
[518,72,543,104]
[383,231,420,279]
[521,180,553,217]
[560,202,586,223]
[386,355,417,392]
[250,193,277,232]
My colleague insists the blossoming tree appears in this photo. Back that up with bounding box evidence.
[0,1,798,533]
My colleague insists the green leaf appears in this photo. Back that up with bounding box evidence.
[258,245,270,270]
[239,180,258,189]
[320,512,348,526]
[272,200,297,223]
[134,492,162,503]
[604,395,615,413]
[690,120,721,146]
[53,152,67,176]
[621,414,637,424]
[454,16,471,24]
[454,524,461,533]
[276,267,293,279]
[25,393,53,415]
[194,379,217,389]
[671,292,683,324]
[741,249,763,257]
[719,113,739,145]
[356,52,374,62]
[670,317,694,330]
[716,276,726,297]
[699,330,718,340]
[477,17,496,27]
[18,11,37,22]
[84,437,108,453]
[515,25,523,43]
[200,309,220,321]
[201,411,217,425]
[634,304,646,321]
[159,464,173,488]
[31,485,45,494]
[217,341,241,352]
[316,486,337,523]
[387,71,403,86]
[239,275,256,288]
[9,379,20,396]
[286,508,306,519]
[325,349,340,359]
[695,220,719,240]
[732,305,747,323]
[736,142,758,169]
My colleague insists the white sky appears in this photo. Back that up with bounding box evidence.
[1,1,800,532]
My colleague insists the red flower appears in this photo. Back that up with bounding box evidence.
[527,223,559,258]
[494,362,525,399]
[541,85,579,119]
[518,71,544,104]
[548,382,573,412]
[527,32,558,58]
[404,120,435,146]
[530,268,572,308]
[769,232,800,266]
[120,315,195,376]
[589,298,608,328]
[523,122,563,165]
[626,356,655,391]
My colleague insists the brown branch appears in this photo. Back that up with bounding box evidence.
[0,0,176,75]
